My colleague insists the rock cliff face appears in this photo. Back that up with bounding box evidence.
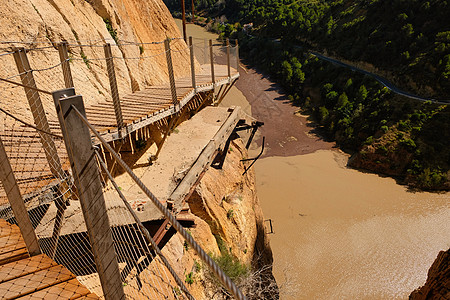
[0,0,195,122]
[162,138,278,299]
[410,249,450,300]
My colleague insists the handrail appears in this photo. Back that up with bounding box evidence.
[71,104,247,300]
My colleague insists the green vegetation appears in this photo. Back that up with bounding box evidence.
[211,251,249,283]
[170,0,450,189]
[103,18,119,44]
[185,272,194,285]
[208,235,249,286]
[227,208,234,220]
[80,51,90,69]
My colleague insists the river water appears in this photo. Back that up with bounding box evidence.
[175,19,450,299]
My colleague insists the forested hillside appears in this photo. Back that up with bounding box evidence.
[166,0,450,190]
[226,0,450,99]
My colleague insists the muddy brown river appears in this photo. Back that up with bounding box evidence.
[175,19,450,299]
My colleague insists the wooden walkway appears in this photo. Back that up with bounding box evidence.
[0,219,99,299]
[86,64,239,142]
[0,63,238,205]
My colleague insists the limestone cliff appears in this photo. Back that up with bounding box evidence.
[162,138,278,299]
[0,0,196,122]
[410,249,450,300]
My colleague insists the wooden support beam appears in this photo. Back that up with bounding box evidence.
[104,44,124,136]
[57,95,125,300]
[209,40,215,89]
[226,39,231,79]
[58,42,74,88]
[203,39,207,64]
[15,50,69,259]
[189,37,196,92]
[181,0,187,42]
[152,219,170,246]
[235,39,239,71]
[0,137,40,256]
[13,48,64,179]
[169,107,242,211]
[164,39,178,108]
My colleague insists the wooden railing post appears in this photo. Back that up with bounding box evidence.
[57,94,125,300]
[104,44,124,137]
[13,48,64,179]
[226,38,231,80]
[165,39,178,107]
[58,42,74,88]
[189,36,196,92]
[203,38,207,64]
[235,39,239,72]
[0,136,41,256]
[209,39,215,88]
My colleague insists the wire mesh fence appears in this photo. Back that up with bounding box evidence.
[0,36,242,299]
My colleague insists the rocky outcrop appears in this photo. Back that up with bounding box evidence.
[161,138,278,299]
[0,0,196,122]
[410,249,450,300]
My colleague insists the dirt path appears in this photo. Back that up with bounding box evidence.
[235,64,334,157]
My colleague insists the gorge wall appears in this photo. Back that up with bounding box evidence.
[162,138,278,299]
[0,0,198,122]
[410,249,450,300]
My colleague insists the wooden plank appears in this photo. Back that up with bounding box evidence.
[0,234,25,251]
[0,254,58,284]
[0,220,21,238]
[15,278,92,299]
[169,107,242,212]
[0,248,29,265]
[77,293,100,299]
[0,265,75,299]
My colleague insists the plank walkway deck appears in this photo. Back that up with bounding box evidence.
[0,64,238,205]
[0,219,99,299]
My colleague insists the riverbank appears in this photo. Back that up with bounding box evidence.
[175,18,450,299]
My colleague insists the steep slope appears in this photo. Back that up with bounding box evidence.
[410,249,450,300]
[0,0,195,122]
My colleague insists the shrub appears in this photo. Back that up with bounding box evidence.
[185,272,194,285]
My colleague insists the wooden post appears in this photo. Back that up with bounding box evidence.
[189,37,196,92]
[204,39,207,64]
[181,0,187,42]
[235,39,239,71]
[57,95,125,300]
[0,137,41,256]
[104,44,124,137]
[13,48,64,179]
[165,39,178,107]
[226,38,231,79]
[58,42,74,88]
[191,0,195,23]
[209,40,215,87]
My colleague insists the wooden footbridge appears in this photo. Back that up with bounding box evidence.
[0,36,250,300]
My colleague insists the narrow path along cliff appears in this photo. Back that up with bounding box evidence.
[176,19,450,300]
